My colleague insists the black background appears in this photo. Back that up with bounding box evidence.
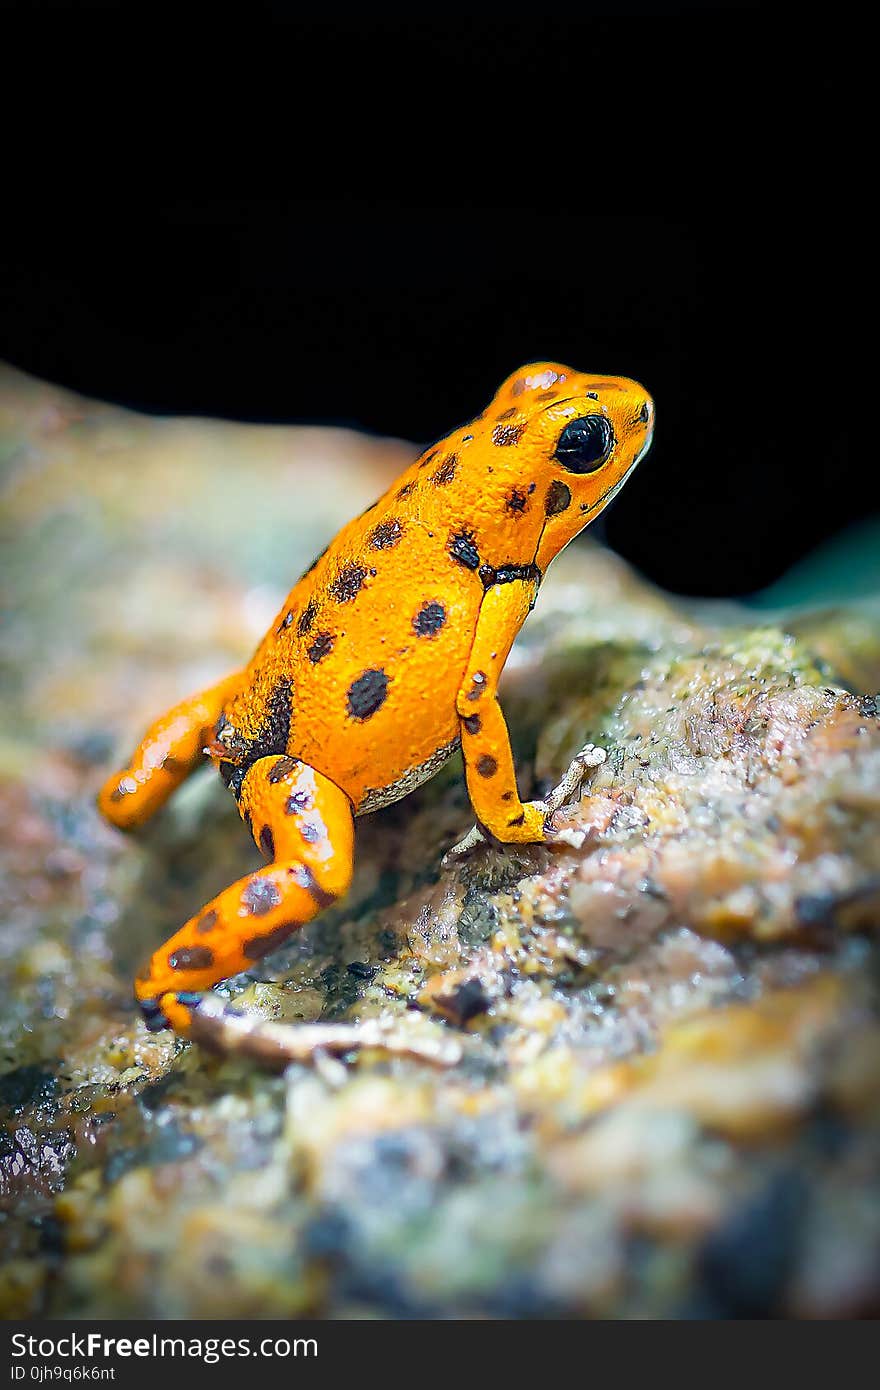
[1,6,864,597]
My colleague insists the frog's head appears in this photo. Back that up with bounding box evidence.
[484,362,654,572]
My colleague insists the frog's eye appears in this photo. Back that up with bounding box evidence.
[554,415,614,473]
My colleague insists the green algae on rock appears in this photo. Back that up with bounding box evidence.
[1,365,878,1318]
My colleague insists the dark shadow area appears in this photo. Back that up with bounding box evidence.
[1,6,862,597]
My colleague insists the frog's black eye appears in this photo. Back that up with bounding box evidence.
[554,415,614,473]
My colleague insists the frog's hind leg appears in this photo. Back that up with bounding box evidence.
[134,755,355,1044]
[98,672,243,831]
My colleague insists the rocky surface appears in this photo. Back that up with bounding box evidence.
[1,365,878,1318]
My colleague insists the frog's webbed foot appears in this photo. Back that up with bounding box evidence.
[443,743,606,864]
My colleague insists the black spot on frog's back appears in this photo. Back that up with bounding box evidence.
[413,601,446,637]
[307,631,335,664]
[331,563,368,604]
[431,454,458,486]
[256,679,294,759]
[449,529,480,570]
[218,679,294,795]
[347,668,389,721]
[369,518,403,550]
[505,486,529,515]
[297,599,318,635]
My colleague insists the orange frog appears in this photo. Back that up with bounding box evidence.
[98,363,654,1064]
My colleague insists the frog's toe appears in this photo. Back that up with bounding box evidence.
[138,990,206,1037]
[137,995,171,1032]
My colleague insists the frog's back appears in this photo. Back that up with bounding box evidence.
[225,477,484,813]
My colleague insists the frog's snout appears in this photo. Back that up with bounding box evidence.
[633,396,655,461]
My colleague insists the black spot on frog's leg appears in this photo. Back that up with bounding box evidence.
[331,563,368,604]
[396,481,415,500]
[285,788,312,815]
[292,863,337,911]
[297,599,318,635]
[449,529,481,570]
[268,755,300,783]
[492,422,524,447]
[413,601,446,637]
[466,671,487,702]
[476,754,498,778]
[463,714,481,734]
[242,923,296,961]
[168,944,214,971]
[496,406,518,420]
[431,454,458,486]
[242,878,282,917]
[347,668,389,721]
[307,631,335,664]
[196,909,218,934]
[419,449,439,470]
[586,391,598,401]
[259,824,275,861]
[370,518,403,550]
[545,480,572,516]
[277,610,295,633]
[505,486,528,515]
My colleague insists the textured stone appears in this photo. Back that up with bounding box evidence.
[1,365,878,1318]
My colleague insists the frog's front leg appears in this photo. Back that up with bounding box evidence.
[135,755,355,1040]
[452,574,550,849]
[447,580,608,864]
[98,672,244,830]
